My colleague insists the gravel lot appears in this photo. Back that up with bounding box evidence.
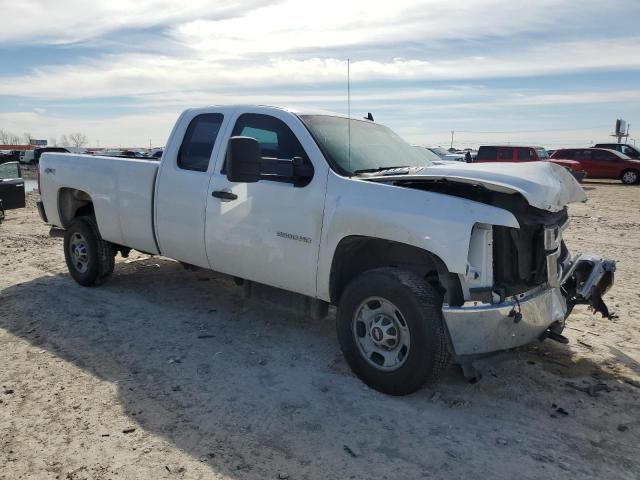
[1,183,639,480]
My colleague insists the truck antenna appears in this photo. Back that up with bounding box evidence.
[347,58,351,175]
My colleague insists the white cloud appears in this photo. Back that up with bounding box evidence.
[1,37,639,100]
[0,0,271,44]
[170,0,583,59]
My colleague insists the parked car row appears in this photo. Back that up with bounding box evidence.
[551,147,640,185]
[18,147,70,165]
[14,147,165,165]
[1,150,22,165]
[475,145,587,182]
[423,142,640,185]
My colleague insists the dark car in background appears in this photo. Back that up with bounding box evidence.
[33,147,69,164]
[594,143,640,160]
[476,145,587,181]
[0,161,26,223]
[551,148,640,184]
[0,150,21,165]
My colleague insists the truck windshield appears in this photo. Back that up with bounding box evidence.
[300,115,430,175]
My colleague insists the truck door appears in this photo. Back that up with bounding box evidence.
[155,111,229,268]
[0,162,26,210]
[205,111,328,297]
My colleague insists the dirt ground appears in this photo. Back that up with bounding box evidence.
[1,182,639,480]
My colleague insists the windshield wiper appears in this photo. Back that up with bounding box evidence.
[353,165,411,175]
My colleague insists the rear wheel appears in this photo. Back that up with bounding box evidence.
[64,216,114,286]
[621,169,639,185]
[336,267,450,395]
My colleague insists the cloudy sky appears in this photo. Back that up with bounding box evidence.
[1,0,639,148]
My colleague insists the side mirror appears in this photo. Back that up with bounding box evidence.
[226,136,261,183]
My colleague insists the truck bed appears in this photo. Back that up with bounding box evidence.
[39,153,160,254]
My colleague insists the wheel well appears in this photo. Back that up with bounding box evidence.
[58,188,94,227]
[621,167,639,177]
[329,236,463,306]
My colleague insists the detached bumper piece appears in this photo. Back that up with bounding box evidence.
[442,253,616,356]
[561,253,616,319]
[442,287,567,356]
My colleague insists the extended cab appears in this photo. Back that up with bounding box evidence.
[551,148,640,184]
[38,106,615,394]
[476,145,587,182]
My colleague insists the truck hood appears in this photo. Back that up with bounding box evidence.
[368,161,586,212]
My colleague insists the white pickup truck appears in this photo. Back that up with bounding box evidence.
[37,105,615,395]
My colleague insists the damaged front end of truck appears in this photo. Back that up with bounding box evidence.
[371,161,616,358]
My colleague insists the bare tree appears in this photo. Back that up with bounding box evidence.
[22,132,33,145]
[69,132,88,148]
[0,129,22,145]
[59,134,70,147]
[48,137,58,147]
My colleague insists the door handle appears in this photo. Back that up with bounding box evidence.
[212,190,238,200]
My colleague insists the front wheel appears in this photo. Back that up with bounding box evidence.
[64,216,115,286]
[621,169,639,185]
[336,268,450,395]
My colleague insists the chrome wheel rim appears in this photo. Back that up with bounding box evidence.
[69,232,89,273]
[352,297,411,371]
[623,171,638,184]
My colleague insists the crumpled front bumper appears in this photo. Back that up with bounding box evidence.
[442,254,615,356]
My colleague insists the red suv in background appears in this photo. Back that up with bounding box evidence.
[476,145,587,182]
[551,148,640,185]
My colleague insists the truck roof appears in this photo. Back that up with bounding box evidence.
[184,104,356,120]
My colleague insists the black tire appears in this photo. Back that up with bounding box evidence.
[621,169,639,185]
[336,267,450,395]
[64,216,115,286]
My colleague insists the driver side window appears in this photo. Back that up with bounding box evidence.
[224,113,314,186]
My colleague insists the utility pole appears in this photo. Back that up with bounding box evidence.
[450,130,454,150]
[149,139,152,149]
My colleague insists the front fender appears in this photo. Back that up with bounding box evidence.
[316,173,519,301]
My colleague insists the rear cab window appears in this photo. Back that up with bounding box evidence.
[476,146,497,161]
[517,148,533,161]
[178,113,224,172]
[497,147,514,161]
